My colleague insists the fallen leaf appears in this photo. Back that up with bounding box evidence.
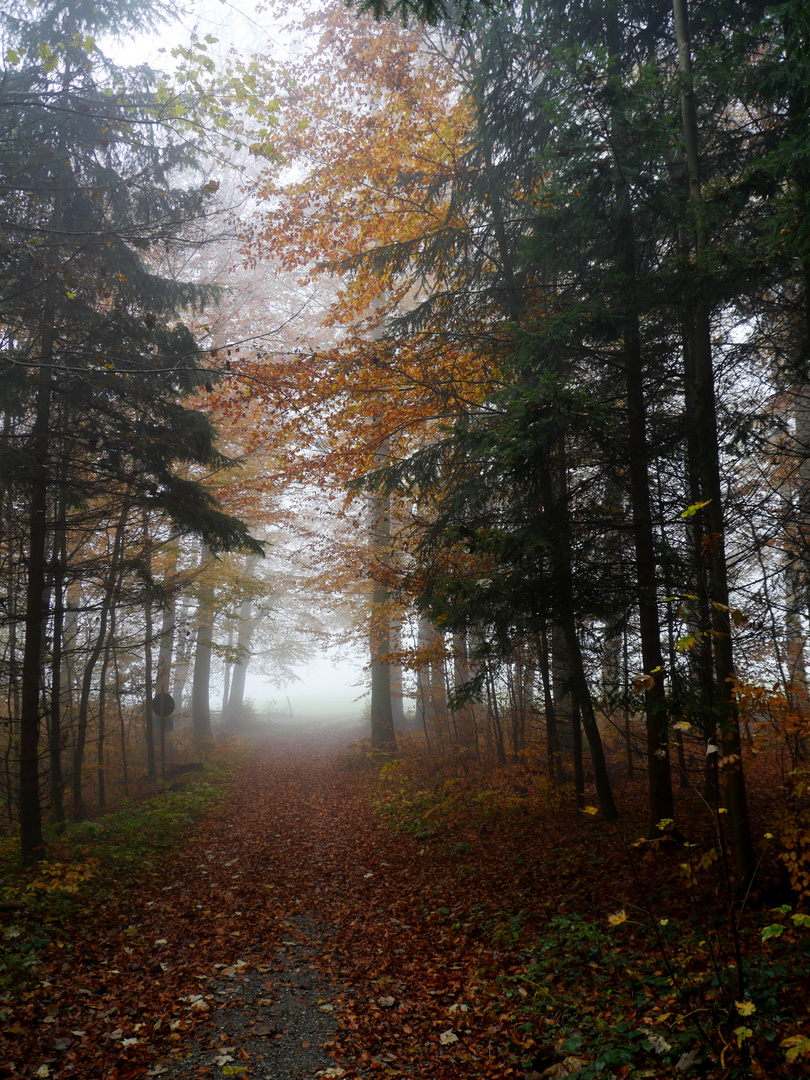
[647,1034,672,1054]
[542,1057,589,1078]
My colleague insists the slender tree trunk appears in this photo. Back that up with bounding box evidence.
[552,622,573,767]
[603,0,675,833]
[486,664,507,765]
[416,617,433,747]
[48,500,67,826]
[538,619,564,783]
[73,501,128,816]
[222,624,233,716]
[141,512,158,778]
[452,631,476,750]
[144,592,157,779]
[430,632,449,747]
[191,544,214,749]
[678,227,718,799]
[226,598,253,717]
[369,467,396,752]
[19,357,52,859]
[172,592,195,712]
[3,445,22,826]
[19,82,71,858]
[62,577,80,756]
[622,625,634,779]
[572,703,585,811]
[784,15,810,723]
[155,545,178,708]
[785,385,810,710]
[390,617,407,730]
[541,445,618,820]
[113,645,129,796]
[97,634,114,808]
[673,0,753,881]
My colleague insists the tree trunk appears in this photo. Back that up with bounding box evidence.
[430,631,449,747]
[368,480,395,752]
[416,617,433,748]
[19,358,52,860]
[73,501,128,815]
[227,597,254,717]
[191,544,214,749]
[171,591,195,712]
[541,445,618,820]
[222,624,233,716]
[622,625,635,779]
[673,0,753,882]
[572,703,585,811]
[604,3,674,833]
[485,663,507,765]
[538,618,564,783]
[452,631,476,750]
[48,500,67,826]
[113,645,129,796]
[144,582,157,780]
[96,632,114,808]
[390,617,407,730]
[155,545,178,708]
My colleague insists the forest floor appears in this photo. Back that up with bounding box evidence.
[1,722,809,1080]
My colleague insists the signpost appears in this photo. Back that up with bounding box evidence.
[151,693,175,779]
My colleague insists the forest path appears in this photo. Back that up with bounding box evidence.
[145,723,524,1080]
[7,723,554,1080]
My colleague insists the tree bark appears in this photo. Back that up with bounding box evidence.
[191,545,214,749]
[73,501,128,815]
[19,361,52,859]
[673,0,753,882]
[538,618,564,783]
[541,444,618,820]
[369,481,396,753]
[227,597,254,718]
[452,631,476,750]
[604,1,674,834]
[48,500,67,826]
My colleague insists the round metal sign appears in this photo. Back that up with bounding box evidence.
[151,692,175,717]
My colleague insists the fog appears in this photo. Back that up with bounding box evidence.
[246,649,368,722]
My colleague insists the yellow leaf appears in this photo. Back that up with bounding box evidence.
[681,499,711,518]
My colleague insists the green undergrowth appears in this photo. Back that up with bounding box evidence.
[372,755,810,1076]
[0,759,238,998]
[372,753,559,840]
[500,908,810,1078]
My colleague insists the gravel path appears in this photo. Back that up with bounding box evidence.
[152,916,346,1080]
[145,723,375,1080]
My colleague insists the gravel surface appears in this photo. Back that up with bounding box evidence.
[153,917,348,1080]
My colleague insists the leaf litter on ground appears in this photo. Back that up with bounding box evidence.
[1,723,808,1079]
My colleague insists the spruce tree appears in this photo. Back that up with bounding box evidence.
[0,0,261,859]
